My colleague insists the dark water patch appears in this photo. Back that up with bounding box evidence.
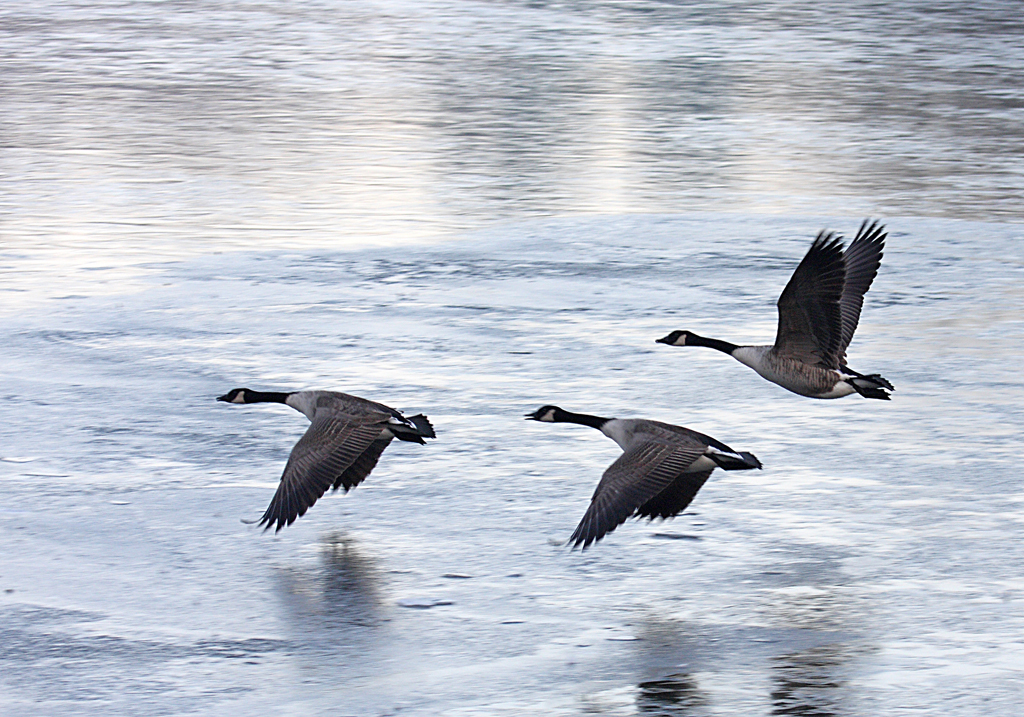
[651,532,702,541]
[636,673,709,716]
[769,644,862,717]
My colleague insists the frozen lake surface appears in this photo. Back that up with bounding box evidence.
[2,2,1023,715]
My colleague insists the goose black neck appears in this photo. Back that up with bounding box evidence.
[688,333,739,355]
[555,409,610,430]
[246,391,291,404]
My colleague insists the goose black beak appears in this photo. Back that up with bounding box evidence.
[217,394,231,402]
[655,335,672,344]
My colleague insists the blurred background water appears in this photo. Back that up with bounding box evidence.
[1,1,1023,715]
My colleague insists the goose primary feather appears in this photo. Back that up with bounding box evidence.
[526,405,761,549]
[657,220,893,399]
[218,388,435,531]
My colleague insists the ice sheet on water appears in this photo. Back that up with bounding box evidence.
[1,212,1022,716]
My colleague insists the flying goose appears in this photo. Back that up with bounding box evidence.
[526,405,761,549]
[218,388,435,531]
[657,220,893,399]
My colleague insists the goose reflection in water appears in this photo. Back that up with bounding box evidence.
[770,644,851,717]
[274,532,383,640]
[630,617,714,717]
[637,673,710,716]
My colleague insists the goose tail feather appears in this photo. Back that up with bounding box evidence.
[390,414,436,443]
[843,366,894,399]
[709,451,762,471]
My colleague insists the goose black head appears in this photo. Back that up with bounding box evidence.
[217,388,251,403]
[525,405,562,422]
[656,330,693,346]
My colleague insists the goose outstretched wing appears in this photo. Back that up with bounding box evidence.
[258,415,387,532]
[635,470,714,520]
[774,231,847,369]
[333,437,393,492]
[838,220,886,363]
[569,439,706,549]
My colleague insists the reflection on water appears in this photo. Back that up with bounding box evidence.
[625,570,870,715]
[760,571,866,716]
[273,532,383,648]
[270,532,391,690]
[637,673,709,716]
[318,532,382,628]
[770,644,849,717]
[631,617,714,716]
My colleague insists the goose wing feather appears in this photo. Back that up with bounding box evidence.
[569,438,706,549]
[333,437,393,492]
[636,470,714,521]
[774,231,847,369]
[838,220,886,363]
[258,415,387,532]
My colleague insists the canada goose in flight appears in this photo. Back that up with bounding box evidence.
[526,405,761,549]
[218,388,435,531]
[657,220,893,400]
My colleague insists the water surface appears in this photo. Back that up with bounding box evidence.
[2,2,1023,715]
